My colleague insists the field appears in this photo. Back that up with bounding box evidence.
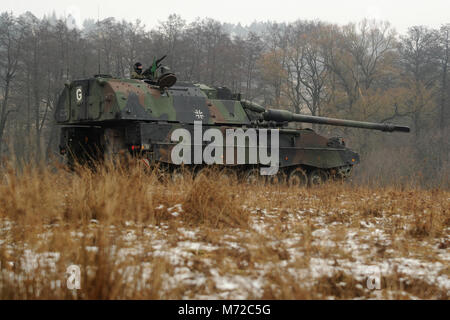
[0,162,448,299]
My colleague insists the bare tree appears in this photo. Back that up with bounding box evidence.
[438,25,450,132]
[259,22,288,108]
[285,21,330,116]
[437,25,450,165]
[0,13,25,155]
[157,14,186,72]
[398,26,440,138]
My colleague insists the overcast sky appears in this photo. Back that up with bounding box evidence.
[3,0,450,34]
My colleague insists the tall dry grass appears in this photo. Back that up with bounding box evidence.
[0,161,448,299]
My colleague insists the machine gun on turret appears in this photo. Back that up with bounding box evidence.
[142,55,177,89]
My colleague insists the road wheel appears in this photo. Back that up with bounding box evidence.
[220,167,238,184]
[243,168,265,185]
[194,167,213,181]
[336,166,353,180]
[287,167,308,188]
[151,166,167,181]
[171,167,193,183]
[308,169,329,186]
[171,169,184,183]
[267,171,287,185]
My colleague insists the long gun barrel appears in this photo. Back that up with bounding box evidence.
[263,109,410,133]
[155,55,167,67]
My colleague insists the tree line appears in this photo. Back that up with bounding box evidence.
[0,12,448,185]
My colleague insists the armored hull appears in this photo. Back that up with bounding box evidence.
[55,74,408,186]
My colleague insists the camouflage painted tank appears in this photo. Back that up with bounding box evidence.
[55,60,410,186]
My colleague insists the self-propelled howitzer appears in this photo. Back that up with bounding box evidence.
[55,68,410,186]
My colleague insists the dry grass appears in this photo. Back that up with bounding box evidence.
[0,161,448,300]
